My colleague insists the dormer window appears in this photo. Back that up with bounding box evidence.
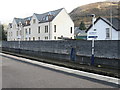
[33,19,36,24]
[26,21,28,25]
[26,20,30,25]
[47,14,53,21]
[45,16,49,21]
[9,25,12,28]
[42,17,45,21]
[19,22,22,27]
[9,23,12,28]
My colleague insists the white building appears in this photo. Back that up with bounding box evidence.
[7,8,74,41]
[86,17,120,40]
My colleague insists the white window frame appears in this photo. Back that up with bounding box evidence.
[106,28,110,39]
[33,19,36,24]
[38,26,40,33]
[54,25,56,33]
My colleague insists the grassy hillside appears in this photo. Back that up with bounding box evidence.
[69,1,119,27]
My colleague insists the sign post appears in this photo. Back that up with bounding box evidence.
[88,35,97,65]
[91,38,95,65]
[88,14,97,65]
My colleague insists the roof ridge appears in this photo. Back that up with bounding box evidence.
[86,16,120,32]
[13,8,64,25]
[14,8,63,21]
[34,8,63,16]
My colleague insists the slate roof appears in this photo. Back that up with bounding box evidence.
[86,17,120,32]
[9,23,12,28]
[35,8,63,23]
[75,27,87,36]
[14,8,63,26]
[14,16,32,26]
[106,17,120,31]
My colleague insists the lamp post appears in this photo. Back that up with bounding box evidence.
[91,14,95,65]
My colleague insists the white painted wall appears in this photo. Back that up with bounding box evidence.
[28,14,53,40]
[7,19,18,41]
[87,19,119,40]
[118,32,120,40]
[29,14,39,40]
[7,8,74,41]
[52,9,74,40]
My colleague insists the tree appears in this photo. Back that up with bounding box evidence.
[0,25,7,41]
[79,21,86,30]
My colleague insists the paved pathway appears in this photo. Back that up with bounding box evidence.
[1,54,117,88]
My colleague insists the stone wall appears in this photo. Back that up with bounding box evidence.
[2,40,120,59]
[1,40,120,68]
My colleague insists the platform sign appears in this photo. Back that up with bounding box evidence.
[88,36,97,38]
[89,31,97,35]
[88,31,97,39]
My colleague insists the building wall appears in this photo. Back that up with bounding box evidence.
[52,9,74,40]
[25,14,53,41]
[24,25,31,40]
[7,9,74,41]
[87,19,119,40]
[118,31,120,40]
[25,14,39,41]
[7,19,18,41]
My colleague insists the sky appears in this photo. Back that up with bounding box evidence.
[0,0,107,24]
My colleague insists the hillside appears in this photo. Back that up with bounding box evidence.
[69,1,119,27]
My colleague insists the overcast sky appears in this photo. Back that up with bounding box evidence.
[0,0,107,24]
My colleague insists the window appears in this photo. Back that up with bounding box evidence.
[38,37,40,40]
[54,25,56,32]
[106,28,110,39]
[45,36,48,40]
[94,29,97,31]
[54,36,56,39]
[8,32,10,36]
[29,28,31,34]
[25,38,27,41]
[20,30,22,35]
[11,32,12,36]
[45,26,48,33]
[25,29,28,34]
[17,31,18,36]
[29,37,31,41]
[38,26,40,33]
[33,37,35,41]
[70,27,72,34]
[45,16,49,21]
[33,19,36,24]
